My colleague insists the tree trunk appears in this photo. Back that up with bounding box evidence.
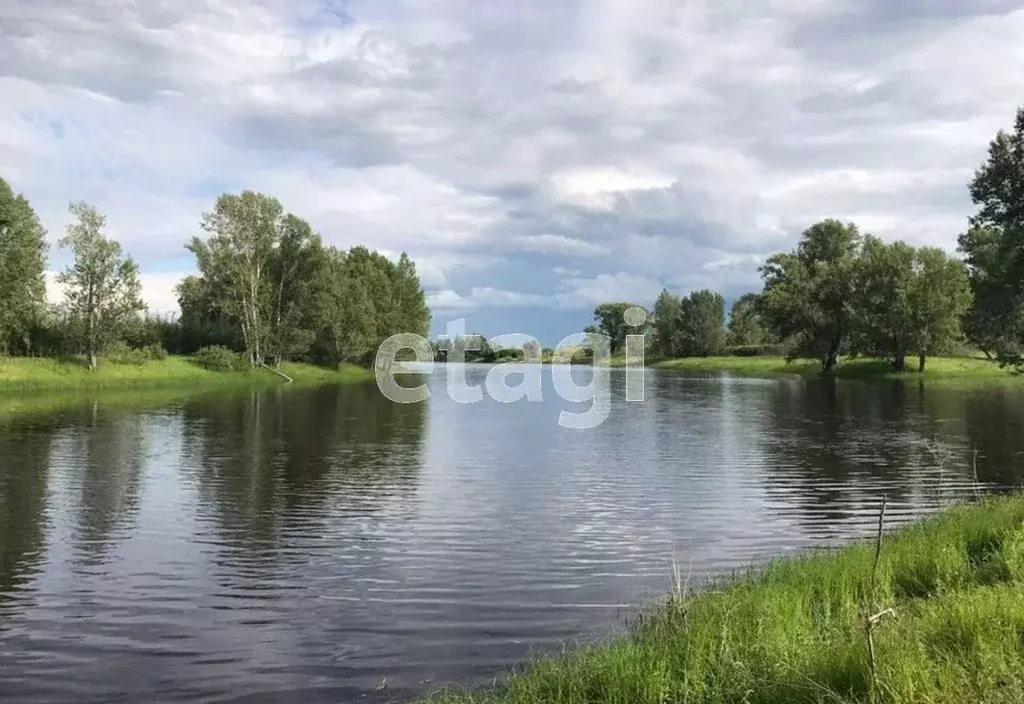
[918,353,926,373]
[892,355,905,371]
[88,350,97,371]
[823,353,837,372]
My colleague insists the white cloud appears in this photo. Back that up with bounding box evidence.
[555,272,666,309]
[4,0,1024,336]
[518,234,609,257]
[428,287,549,312]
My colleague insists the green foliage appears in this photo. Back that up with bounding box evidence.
[760,219,862,372]
[678,289,727,357]
[424,495,1024,704]
[101,341,167,365]
[727,293,769,347]
[852,236,918,368]
[652,290,684,357]
[189,191,283,366]
[436,334,496,363]
[958,225,1017,358]
[185,192,430,369]
[191,345,248,373]
[959,107,1024,368]
[56,202,146,370]
[589,302,647,355]
[969,107,1024,231]
[0,178,47,356]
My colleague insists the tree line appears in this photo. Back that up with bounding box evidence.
[584,106,1024,373]
[0,185,430,370]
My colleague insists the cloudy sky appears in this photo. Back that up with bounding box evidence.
[3,0,1022,343]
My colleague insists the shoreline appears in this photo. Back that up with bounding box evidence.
[425,494,1024,703]
[0,356,375,396]
[651,355,1020,384]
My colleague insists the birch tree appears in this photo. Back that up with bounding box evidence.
[57,202,145,370]
[189,191,282,367]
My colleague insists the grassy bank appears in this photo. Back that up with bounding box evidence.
[0,356,374,395]
[428,495,1024,703]
[652,355,1018,383]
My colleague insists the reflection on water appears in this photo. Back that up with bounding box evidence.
[2,367,1024,702]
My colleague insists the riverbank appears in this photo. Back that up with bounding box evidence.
[0,356,374,395]
[652,355,1018,383]
[427,494,1024,703]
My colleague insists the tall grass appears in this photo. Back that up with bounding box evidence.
[0,356,374,394]
[426,495,1024,703]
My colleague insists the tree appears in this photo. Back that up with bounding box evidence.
[852,237,972,372]
[727,293,768,348]
[760,219,862,371]
[189,191,282,367]
[590,302,647,355]
[0,178,47,355]
[305,246,430,367]
[852,236,917,370]
[907,247,972,372]
[958,225,1016,358]
[175,275,243,354]
[57,202,145,370]
[308,248,377,365]
[265,214,323,365]
[958,107,1024,366]
[678,289,727,357]
[969,107,1024,231]
[652,290,684,358]
[522,339,542,360]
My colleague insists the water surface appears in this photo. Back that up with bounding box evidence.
[2,366,1023,702]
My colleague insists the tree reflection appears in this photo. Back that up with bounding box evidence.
[69,402,146,568]
[179,381,428,557]
[962,387,1024,488]
[755,378,979,537]
[0,415,55,610]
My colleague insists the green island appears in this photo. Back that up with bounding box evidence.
[427,495,1024,704]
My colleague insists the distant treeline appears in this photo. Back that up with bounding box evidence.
[584,106,1024,374]
[0,187,430,371]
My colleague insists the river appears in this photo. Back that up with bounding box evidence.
[1,365,1023,702]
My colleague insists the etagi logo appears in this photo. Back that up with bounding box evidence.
[372,306,648,430]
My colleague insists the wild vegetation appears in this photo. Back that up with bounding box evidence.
[426,494,1024,704]
[0,183,430,389]
[585,107,1024,377]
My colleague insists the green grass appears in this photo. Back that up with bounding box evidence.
[652,355,1019,384]
[0,355,374,395]
[426,495,1024,704]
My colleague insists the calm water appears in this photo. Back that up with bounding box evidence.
[2,366,1024,702]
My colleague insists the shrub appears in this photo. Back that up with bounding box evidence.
[728,343,790,357]
[102,341,167,365]
[191,345,248,373]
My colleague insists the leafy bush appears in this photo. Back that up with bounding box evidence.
[191,345,248,372]
[727,343,790,357]
[102,341,167,365]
